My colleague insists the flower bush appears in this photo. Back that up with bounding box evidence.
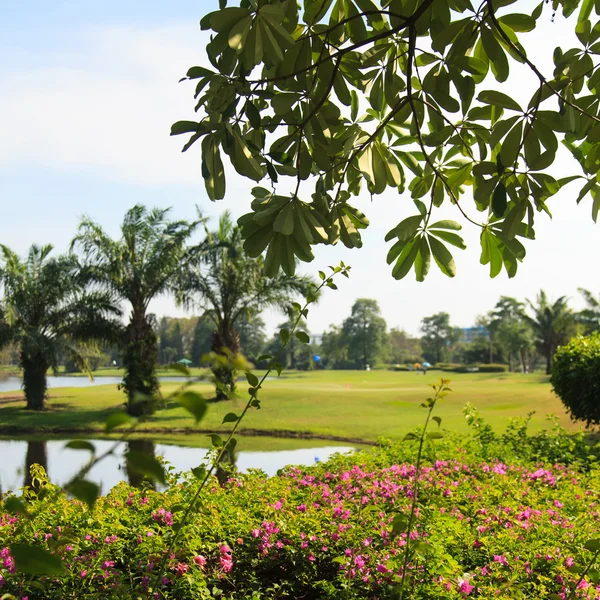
[1,422,600,599]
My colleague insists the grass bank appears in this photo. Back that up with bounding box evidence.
[0,370,586,443]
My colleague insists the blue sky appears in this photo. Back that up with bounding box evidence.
[1,0,598,337]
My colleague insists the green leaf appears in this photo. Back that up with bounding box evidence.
[427,431,444,440]
[126,452,166,485]
[428,236,457,277]
[4,496,28,516]
[170,121,202,135]
[432,416,442,427]
[492,182,507,217]
[105,412,132,433]
[210,434,224,447]
[10,545,65,576]
[585,538,600,552]
[191,465,207,480]
[500,121,523,166]
[415,237,431,282]
[403,432,419,441]
[246,372,259,387]
[65,440,96,453]
[429,230,466,249]
[279,328,290,344]
[391,240,419,280]
[477,90,522,112]
[222,412,240,424]
[428,220,462,231]
[257,354,273,362]
[66,479,100,509]
[385,215,424,242]
[169,362,191,376]
[295,331,310,344]
[579,0,594,22]
[391,514,409,536]
[178,391,208,424]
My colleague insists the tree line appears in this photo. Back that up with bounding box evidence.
[0,207,311,413]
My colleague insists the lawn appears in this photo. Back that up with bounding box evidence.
[0,369,584,443]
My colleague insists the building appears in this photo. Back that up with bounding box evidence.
[458,326,489,343]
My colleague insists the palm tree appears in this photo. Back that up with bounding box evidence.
[578,288,600,334]
[176,212,314,399]
[71,205,199,415]
[0,245,121,410]
[522,291,577,374]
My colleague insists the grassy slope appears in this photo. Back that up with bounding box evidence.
[0,370,581,442]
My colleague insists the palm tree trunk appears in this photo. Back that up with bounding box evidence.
[21,352,48,411]
[24,440,48,489]
[211,323,240,401]
[546,345,554,375]
[122,309,160,416]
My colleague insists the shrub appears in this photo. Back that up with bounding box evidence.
[551,333,600,425]
[477,363,508,373]
[2,431,600,599]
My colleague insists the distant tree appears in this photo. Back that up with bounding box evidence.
[72,205,199,415]
[420,313,459,364]
[522,291,577,375]
[488,297,534,372]
[320,325,349,369]
[236,312,267,364]
[341,299,387,369]
[176,212,313,399]
[388,328,422,365]
[265,316,313,370]
[460,335,493,365]
[190,314,213,367]
[0,245,121,410]
[578,288,600,334]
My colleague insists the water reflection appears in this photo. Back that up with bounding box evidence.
[125,439,157,490]
[24,440,48,489]
[0,438,354,495]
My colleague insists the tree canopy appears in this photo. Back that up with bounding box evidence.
[174,0,600,282]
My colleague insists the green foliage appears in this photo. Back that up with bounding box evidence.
[0,245,122,410]
[175,0,600,282]
[473,363,508,373]
[72,205,200,414]
[523,290,578,374]
[551,332,600,426]
[3,423,600,599]
[420,312,459,364]
[341,298,388,369]
[174,212,314,398]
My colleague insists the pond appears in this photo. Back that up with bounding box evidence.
[0,376,199,394]
[0,438,355,495]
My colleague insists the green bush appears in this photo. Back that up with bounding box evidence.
[2,428,600,599]
[551,333,600,426]
[476,363,508,373]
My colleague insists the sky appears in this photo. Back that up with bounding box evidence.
[1,0,598,338]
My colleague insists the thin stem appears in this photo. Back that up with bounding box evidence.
[153,268,347,596]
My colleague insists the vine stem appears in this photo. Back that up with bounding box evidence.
[398,380,448,600]
[566,546,600,600]
[153,266,349,596]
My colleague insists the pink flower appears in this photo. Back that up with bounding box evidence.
[458,578,474,595]
[493,555,508,566]
[565,557,575,568]
[193,555,206,568]
[297,504,307,513]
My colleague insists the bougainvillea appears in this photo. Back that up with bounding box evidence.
[1,429,600,599]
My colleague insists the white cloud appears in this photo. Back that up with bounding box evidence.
[0,25,208,185]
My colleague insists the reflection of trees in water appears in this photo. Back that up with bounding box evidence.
[24,440,48,489]
[125,439,156,490]
[216,444,238,487]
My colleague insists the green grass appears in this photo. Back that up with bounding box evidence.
[0,370,585,443]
